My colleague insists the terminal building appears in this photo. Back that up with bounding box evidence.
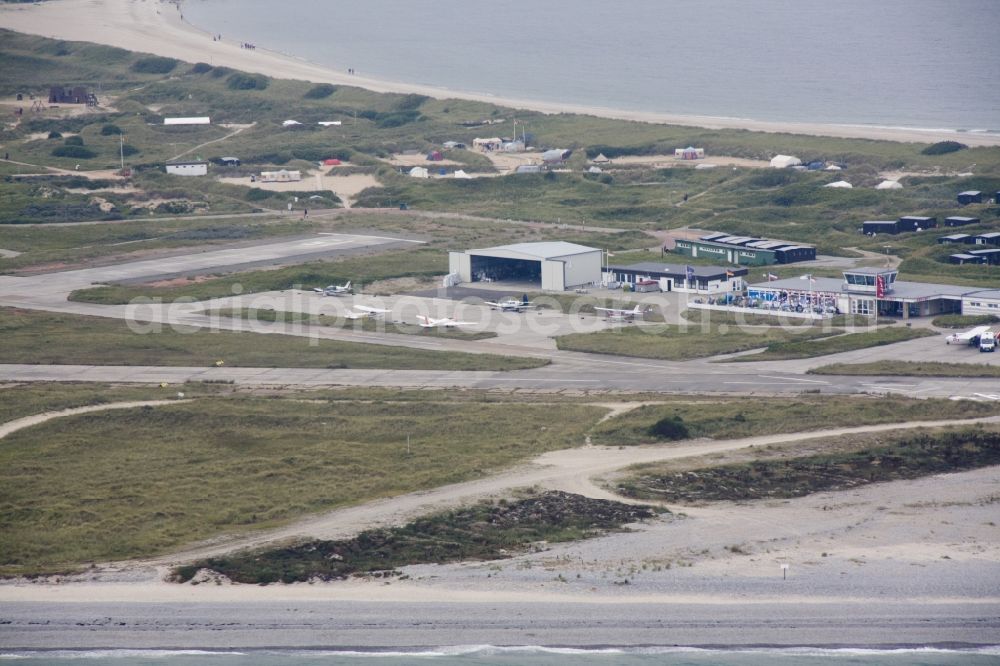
[747,268,977,319]
[672,232,816,265]
[448,242,602,291]
[605,262,748,293]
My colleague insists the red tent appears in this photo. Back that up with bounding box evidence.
[426,151,443,161]
[323,158,342,166]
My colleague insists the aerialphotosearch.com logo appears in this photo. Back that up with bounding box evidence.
[122,282,862,347]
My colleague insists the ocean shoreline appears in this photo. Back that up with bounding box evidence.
[0,0,998,146]
[3,598,999,650]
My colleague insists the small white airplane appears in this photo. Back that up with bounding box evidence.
[418,315,476,329]
[313,281,351,296]
[344,304,390,320]
[946,325,990,346]
[485,297,534,312]
[595,304,647,322]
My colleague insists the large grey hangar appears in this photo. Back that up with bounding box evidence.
[449,242,602,291]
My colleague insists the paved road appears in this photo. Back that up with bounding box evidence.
[2,362,998,401]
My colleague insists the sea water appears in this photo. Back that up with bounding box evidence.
[180,0,1000,132]
[3,646,1000,665]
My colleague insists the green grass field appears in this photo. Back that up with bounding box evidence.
[808,361,1000,377]
[0,307,545,371]
[0,396,607,574]
[555,322,838,360]
[0,382,226,425]
[728,326,936,362]
[589,394,1000,445]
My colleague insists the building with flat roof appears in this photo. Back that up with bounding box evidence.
[950,253,985,265]
[747,267,976,318]
[957,190,982,205]
[672,232,815,265]
[962,290,1000,317]
[165,161,207,176]
[938,233,973,245]
[448,242,601,291]
[944,216,980,227]
[606,262,748,293]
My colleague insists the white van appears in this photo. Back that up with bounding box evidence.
[980,330,997,353]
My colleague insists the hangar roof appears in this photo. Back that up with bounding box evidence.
[467,242,599,261]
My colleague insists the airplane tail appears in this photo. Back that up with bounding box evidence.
[344,281,351,290]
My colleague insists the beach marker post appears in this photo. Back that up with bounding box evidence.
[781,563,789,580]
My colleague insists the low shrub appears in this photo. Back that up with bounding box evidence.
[921,141,967,156]
[64,136,84,146]
[304,83,336,99]
[226,73,269,90]
[932,314,1000,329]
[100,124,123,135]
[131,56,178,74]
[51,145,96,159]
[189,62,214,74]
[648,415,689,440]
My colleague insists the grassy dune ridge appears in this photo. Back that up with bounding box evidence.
[172,492,663,585]
[590,395,1000,445]
[615,426,1000,502]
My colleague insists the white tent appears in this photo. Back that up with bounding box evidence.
[823,180,853,188]
[588,166,603,174]
[591,153,610,164]
[770,154,802,168]
[408,166,429,178]
[453,170,472,179]
[824,164,842,171]
[876,180,903,190]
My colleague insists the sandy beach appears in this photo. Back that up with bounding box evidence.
[2,0,1000,147]
[2,416,1000,648]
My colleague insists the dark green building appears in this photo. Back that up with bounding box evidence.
[673,232,816,266]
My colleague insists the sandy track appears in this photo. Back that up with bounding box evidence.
[0,399,189,440]
[123,413,1000,572]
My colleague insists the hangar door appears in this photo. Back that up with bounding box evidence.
[469,254,541,283]
[541,260,565,291]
